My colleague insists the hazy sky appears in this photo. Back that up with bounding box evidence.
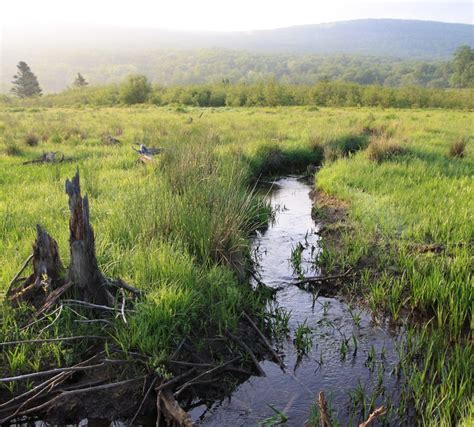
[1,0,472,31]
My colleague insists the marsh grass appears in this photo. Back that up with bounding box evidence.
[448,136,469,158]
[366,137,406,162]
[0,106,472,424]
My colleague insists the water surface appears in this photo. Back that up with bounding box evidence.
[193,177,406,426]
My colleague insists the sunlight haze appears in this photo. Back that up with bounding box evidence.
[1,0,472,31]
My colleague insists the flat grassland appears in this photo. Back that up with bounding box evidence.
[1,106,472,425]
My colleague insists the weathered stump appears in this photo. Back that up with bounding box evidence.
[65,171,113,305]
[7,225,64,307]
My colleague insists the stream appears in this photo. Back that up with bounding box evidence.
[9,177,408,427]
[191,177,407,426]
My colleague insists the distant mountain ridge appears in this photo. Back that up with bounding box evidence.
[3,19,473,58]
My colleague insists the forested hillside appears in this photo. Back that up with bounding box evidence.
[1,19,472,93]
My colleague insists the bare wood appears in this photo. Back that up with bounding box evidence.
[65,170,113,305]
[174,357,240,397]
[7,226,64,306]
[0,360,131,383]
[1,376,147,423]
[0,335,107,347]
[155,368,197,393]
[32,281,72,319]
[62,299,116,311]
[359,406,387,427]
[8,253,33,289]
[225,330,266,377]
[107,278,143,296]
[318,391,331,427]
[292,268,353,288]
[159,388,194,427]
[242,311,285,370]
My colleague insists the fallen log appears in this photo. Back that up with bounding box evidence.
[23,152,69,165]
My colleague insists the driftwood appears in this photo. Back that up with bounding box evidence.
[359,406,387,427]
[23,152,69,165]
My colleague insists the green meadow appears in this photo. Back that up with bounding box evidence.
[0,106,472,425]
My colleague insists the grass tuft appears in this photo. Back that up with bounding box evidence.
[24,133,39,146]
[366,137,406,162]
[448,136,468,158]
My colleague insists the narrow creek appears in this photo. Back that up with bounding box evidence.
[191,177,407,426]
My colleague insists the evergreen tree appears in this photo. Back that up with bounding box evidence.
[73,73,88,87]
[10,61,42,98]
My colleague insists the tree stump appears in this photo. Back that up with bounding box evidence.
[65,171,113,305]
[7,225,64,307]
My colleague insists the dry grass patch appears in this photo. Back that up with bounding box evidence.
[366,137,406,162]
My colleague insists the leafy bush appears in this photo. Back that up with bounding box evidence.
[119,75,151,105]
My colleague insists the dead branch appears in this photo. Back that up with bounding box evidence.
[0,359,132,383]
[291,268,353,288]
[174,357,241,398]
[8,253,33,289]
[225,330,266,377]
[359,406,387,427]
[130,377,158,425]
[242,311,285,370]
[0,335,107,347]
[318,391,331,427]
[155,368,197,393]
[107,278,143,296]
[159,388,194,427]
[2,376,147,423]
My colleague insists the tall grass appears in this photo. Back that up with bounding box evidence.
[0,106,472,423]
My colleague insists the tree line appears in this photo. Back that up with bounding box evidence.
[5,46,474,95]
[4,46,473,109]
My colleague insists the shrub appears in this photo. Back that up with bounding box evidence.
[448,137,468,158]
[119,75,152,105]
[366,137,406,162]
[24,133,39,146]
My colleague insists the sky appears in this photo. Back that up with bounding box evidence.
[1,0,472,31]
